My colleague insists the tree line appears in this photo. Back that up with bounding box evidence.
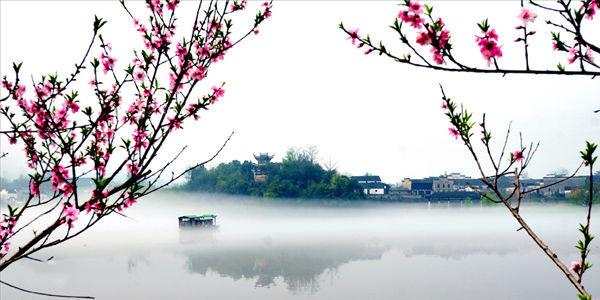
[181,147,365,200]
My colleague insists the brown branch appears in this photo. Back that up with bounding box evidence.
[523,162,584,194]
[141,130,234,196]
[439,85,588,295]
[0,280,94,299]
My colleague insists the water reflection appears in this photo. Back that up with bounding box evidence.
[126,255,150,274]
[182,237,387,293]
[1,193,598,299]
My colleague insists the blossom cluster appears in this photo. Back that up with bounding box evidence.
[61,202,80,228]
[0,215,16,258]
[580,0,599,20]
[514,8,537,47]
[441,93,524,164]
[400,1,451,65]
[475,20,503,66]
[0,0,272,244]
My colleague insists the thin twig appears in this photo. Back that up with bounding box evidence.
[0,280,94,299]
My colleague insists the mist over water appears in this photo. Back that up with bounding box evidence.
[2,192,599,299]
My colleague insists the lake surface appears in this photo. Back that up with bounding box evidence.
[1,192,599,299]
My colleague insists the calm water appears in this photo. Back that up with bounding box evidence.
[1,192,599,299]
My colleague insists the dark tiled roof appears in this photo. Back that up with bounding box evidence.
[411,180,433,190]
[430,191,480,200]
[359,182,388,189]
[351,176,382,182]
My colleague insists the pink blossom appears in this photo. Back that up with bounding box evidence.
[85,190,108,215]
[416,22,450,65]
[231,0,247,12]
[476,29,503,65]
[347,28,360,45]
[100,52,116,74]
[0,216,16,247]
[189,66,206,81]
[512,150,524,162]
[176,42,188,61]
[106,127,115,140]
[416,31,431,45]
[147,0,163,15]
[66,100,80,113]
[124,195,137,208]
[167,116,183,132]
[186,103,201,120]
[0,216,16,243]
[127,160,140,175]
[438,29,451,48]
[518,8,537,25]
[448,127,460,139]
[134,18,148,34]
[14,84,25,98]
[51,165,69,191]
[0,241,11,257]
[431,48,445,65]
[30,180,40,196]
[35,84,50,99]
[166,0,180,11]
[169,72,182,91]
[62,203,80,228]
[581,0,598,20]
[262,2,272,19]
[407,0,423,14]
[85,201,103,215]
[441,101,448,110]
[72,156,87,167]
[211,86,225,103]
[133,68,145,82]
[584,46,595,63]
[568,47,579,64]
[59,183,74,196]
[212,86,225,98]
[398,10,424,29]
[570,260,582,273]
[1,80,12,91]
[133,129,149,151]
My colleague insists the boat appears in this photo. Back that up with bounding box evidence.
[178,214,217,228]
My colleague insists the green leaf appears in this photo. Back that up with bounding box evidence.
[477,18,490,33]
[93,15,108,32]
[12,62,23,73]
[425,4,433,15]
[577,293,592,300]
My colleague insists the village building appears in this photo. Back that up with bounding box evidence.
[541,175,587,197]
[410,179,434,197]
[432,177,454,193]
[252,153,274,183]
[351,175,389,195]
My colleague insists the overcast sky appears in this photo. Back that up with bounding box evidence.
[1,1,599,183]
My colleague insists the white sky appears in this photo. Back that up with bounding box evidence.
[0,1,599,183]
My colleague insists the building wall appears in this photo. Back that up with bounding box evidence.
[542,176,587,196]
[402,178,412,190]
[433,178,454,192]
[363,188,385,195]
[369,188,385,195]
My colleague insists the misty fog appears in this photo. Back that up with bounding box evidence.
[1,192,598,299]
